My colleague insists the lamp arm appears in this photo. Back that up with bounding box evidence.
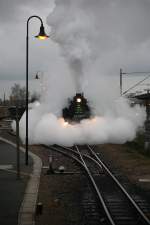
[27,15,43,38]
[27,15,43,26]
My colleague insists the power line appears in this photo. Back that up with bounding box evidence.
[122,73,150,95]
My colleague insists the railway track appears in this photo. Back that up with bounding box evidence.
[47,144,150,225]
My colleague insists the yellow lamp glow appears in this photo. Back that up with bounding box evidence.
[36,35,48,40]
[35,24,49,40]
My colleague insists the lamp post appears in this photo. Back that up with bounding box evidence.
[26,15,49,165]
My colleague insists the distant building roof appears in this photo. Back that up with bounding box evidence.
[136,92,150,100]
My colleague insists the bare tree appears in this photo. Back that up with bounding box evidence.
[10,83,28,106]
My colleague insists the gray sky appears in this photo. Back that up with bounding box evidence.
[0,0,55,98]
[1,0,150,99]
[0,0,55,79]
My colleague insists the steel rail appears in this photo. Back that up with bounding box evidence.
[46,145,102,170]
[47,144,103,173]
[46,144,150,224]
[46,144,115,225]
[47,145,84,167]
[87,145,150,225]
[59,145,103,170]
[75,145,116,225]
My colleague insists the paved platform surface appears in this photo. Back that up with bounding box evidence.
[0,140,33,225]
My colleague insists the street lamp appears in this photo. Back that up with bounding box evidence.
[34,71,46,96]
[26,15,49,165]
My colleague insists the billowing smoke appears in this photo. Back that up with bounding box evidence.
[18,0,146,146]
[47,0,97,92]
[18,100,145,146]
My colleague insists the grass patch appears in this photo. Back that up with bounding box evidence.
[125,132,150,157]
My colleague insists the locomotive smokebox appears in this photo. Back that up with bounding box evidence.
[62,93,91,123]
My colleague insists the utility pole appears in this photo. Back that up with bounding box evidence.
[3,92,6,105]
[120,68,123,96]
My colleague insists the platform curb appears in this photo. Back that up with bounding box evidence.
[0,137,42,225]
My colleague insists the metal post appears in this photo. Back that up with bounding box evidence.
[26,22,29,165]
[16,106,20,179]
[47,155,54,174]
[120,68,123,96]
[26,15,44,165]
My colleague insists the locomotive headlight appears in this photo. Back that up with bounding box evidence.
[76,98,81,103]
[63,121,69,127]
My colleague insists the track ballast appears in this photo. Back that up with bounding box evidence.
[47,144,150,225]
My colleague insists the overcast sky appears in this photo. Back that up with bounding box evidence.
[0,0,55,98]
[0,0,55,79]
[1,0,150,98]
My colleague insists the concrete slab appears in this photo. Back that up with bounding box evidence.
[0,137,42,225]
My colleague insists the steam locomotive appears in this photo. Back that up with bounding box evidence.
[62,93,91,123]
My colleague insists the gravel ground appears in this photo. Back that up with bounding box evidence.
[95,144,150,193]
[31,143,150,225]
[1,131,150,224]
[31,145,89,225]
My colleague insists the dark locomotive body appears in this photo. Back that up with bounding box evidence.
[62,93,91,123]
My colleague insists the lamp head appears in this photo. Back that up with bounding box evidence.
[35,24,49,40]
[35,73,39,79]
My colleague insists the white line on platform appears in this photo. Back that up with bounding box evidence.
[0,165,13,170]
[139,179,150,182]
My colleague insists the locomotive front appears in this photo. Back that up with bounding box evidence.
[62,93,91,123]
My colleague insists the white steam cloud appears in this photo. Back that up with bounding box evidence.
[18,0,146,146]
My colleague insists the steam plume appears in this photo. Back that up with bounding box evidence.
[17,0,146,146]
